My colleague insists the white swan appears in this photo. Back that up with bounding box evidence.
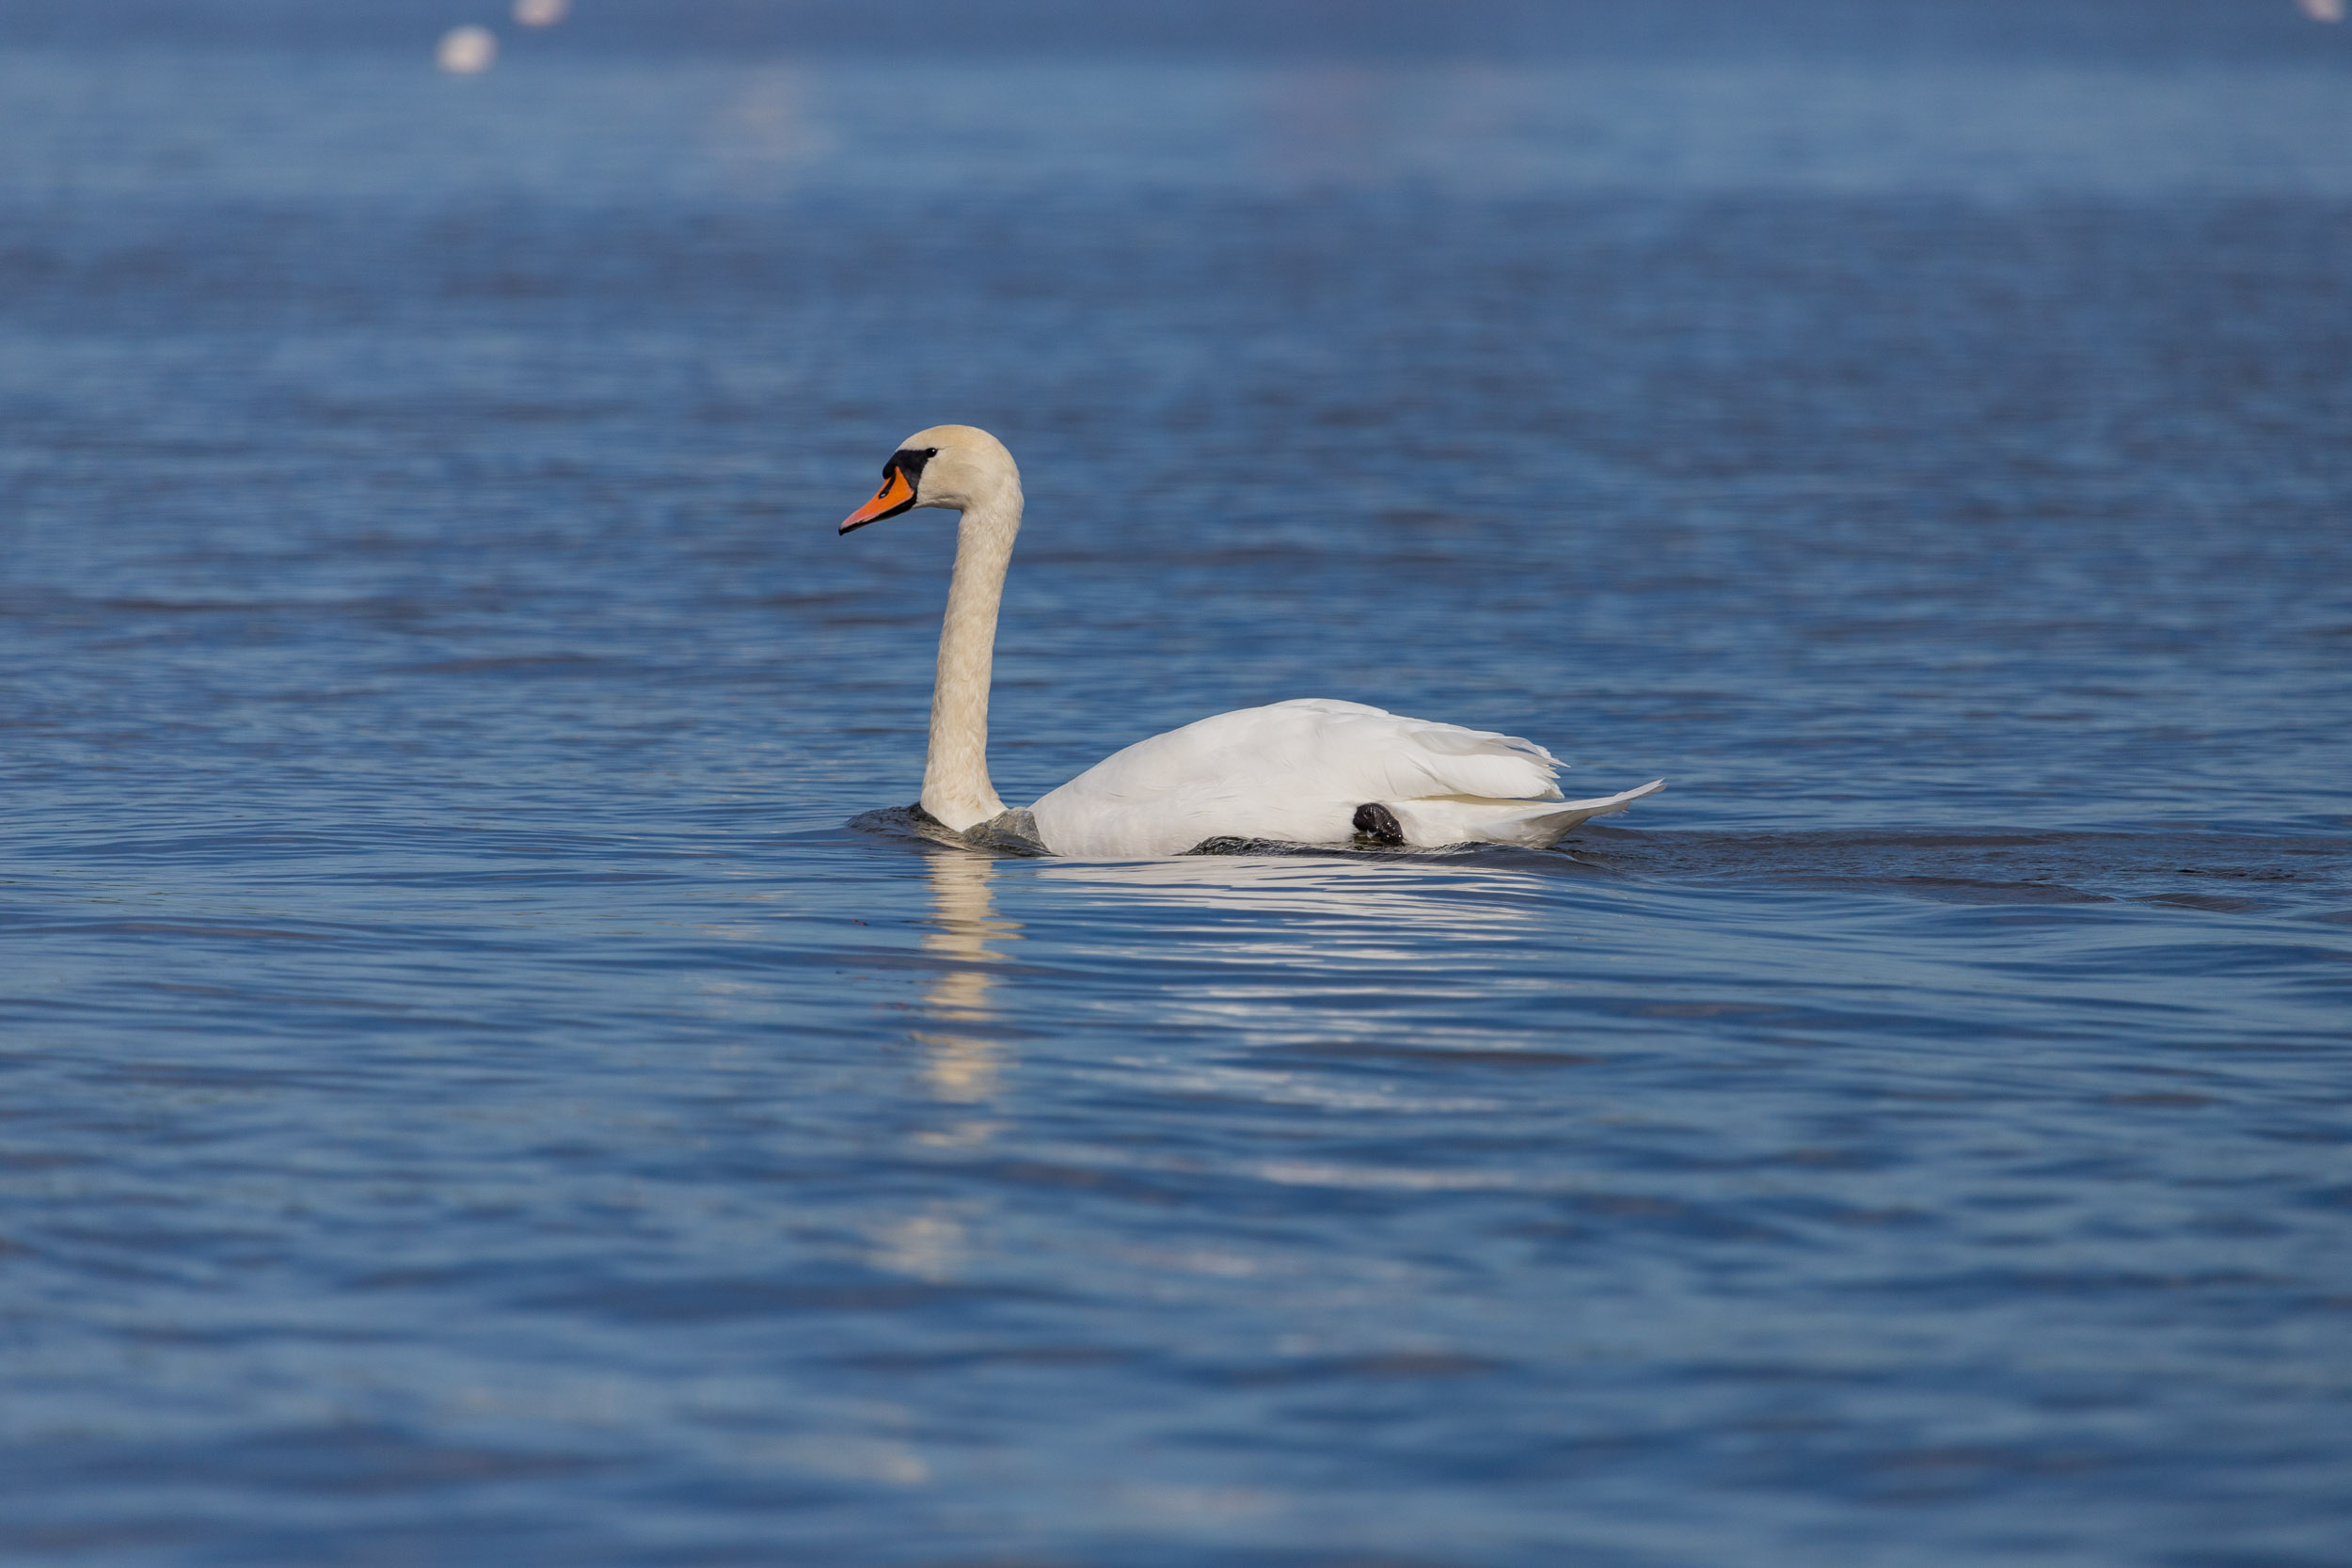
[839,425,1663,858]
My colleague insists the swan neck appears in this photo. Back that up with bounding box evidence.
[921,491,1020,832]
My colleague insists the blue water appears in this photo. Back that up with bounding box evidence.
[4,15,2351,1566]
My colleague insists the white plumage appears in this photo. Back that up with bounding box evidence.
[836,427,1664,858]
[1030,698,1662,857]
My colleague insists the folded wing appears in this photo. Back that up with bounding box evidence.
[1027,698,1658,856]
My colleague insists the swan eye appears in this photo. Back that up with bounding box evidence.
[841,442,955,533]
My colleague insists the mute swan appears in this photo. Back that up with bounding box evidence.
[839,425,1663,858]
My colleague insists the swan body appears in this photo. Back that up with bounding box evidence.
[837,426,1662,857]
[1030,698,1661,857]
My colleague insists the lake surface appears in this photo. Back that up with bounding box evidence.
[3,22,2350,1567]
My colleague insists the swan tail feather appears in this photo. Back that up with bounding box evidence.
[1391,780,1665,848]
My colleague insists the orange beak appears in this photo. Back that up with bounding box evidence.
[840,466,916,533]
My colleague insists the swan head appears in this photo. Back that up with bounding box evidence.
[839,424,1021,534]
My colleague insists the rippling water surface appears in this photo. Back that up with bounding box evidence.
[4,21,2350,1567]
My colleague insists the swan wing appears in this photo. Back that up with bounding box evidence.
[1028,699,1635,857]
[1389,779,1667,848]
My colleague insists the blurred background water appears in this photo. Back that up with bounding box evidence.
[3,3,2350,1564]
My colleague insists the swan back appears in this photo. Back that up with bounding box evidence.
[1028,699,1568,857]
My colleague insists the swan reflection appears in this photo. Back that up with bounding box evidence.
[914,852,1019,1108]
[907,850,1562,1090]
[1027,853,1563,1067]
[1030,853,1545,935]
